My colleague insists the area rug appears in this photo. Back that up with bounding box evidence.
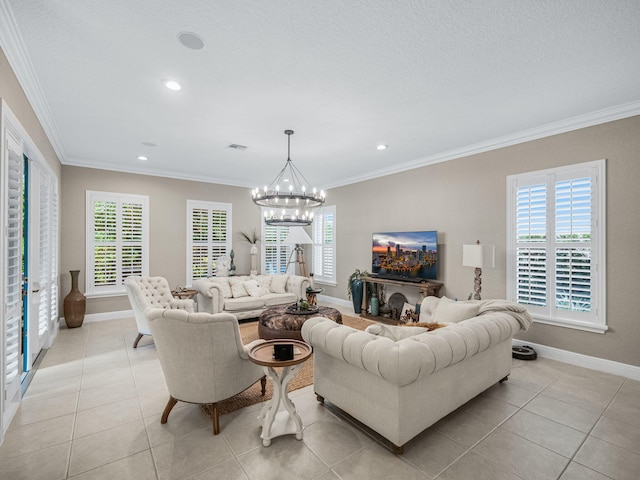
[209,314,375,415]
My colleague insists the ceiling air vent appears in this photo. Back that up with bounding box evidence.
[226,144,247,151]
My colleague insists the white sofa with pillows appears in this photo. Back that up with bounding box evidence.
[193,274,310,320]
[301,296,532,453]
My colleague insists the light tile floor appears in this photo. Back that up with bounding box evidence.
[1,311,639,480]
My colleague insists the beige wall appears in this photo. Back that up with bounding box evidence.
[324,115,640,366]
[0,47,61,177]
[60,166,265,315]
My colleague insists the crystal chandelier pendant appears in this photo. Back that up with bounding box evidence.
[252,130,325,226]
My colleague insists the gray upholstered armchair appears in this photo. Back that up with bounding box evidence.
[124,275,195,348]
[145,308,266,435]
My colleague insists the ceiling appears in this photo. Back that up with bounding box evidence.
[1,1,640,191]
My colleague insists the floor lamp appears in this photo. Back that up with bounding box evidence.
[463,240,495,300]
[284,227,313,277]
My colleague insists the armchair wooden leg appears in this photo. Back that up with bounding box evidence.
[260,376,267,396]
[316,394,325,404]
[161,396,178,424]
[211,403,220,435]
[391,443,404,455]
[133,333,144,348]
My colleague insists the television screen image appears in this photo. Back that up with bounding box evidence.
[372,231,438,281]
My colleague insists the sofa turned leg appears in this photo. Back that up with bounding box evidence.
[161,396,178,424]
[391,443,404,455]
[133,333,144,348]
[260,376,267,396]
[316,394,325,404]
[499,375,509,383]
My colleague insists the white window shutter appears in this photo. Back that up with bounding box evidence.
[186,201,231,285]
[86,192,149,295]
[4,146,23,405]
[507,160,605,332]
[312,206,336,284]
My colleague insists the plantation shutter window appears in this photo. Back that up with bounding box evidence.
[86,192,149,296]
[507,160,605,333]
[261,215,291,275]
[186,201,231,285]
[312,205,336,284]
[3,136,23,412]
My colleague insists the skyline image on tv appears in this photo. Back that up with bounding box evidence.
[372,231,438,280]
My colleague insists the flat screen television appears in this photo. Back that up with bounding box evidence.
[372,230,438,281]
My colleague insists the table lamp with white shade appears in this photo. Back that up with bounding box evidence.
[462,240,495,300]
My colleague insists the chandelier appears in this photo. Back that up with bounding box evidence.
[252,130,325,226]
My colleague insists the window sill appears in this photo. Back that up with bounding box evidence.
[85,290,127,299]
[314,280,337,287]
[532,315,608,334]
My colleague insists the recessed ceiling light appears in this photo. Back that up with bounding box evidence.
[377,144,389,150]
[137,155,148,161]
[178,32,205,50]
[162,79,182,91]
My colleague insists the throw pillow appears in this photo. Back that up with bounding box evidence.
[270,274,289,294]
[252,275,273,293]
[209,277,232,299]
[243,279,264,298]
[229,277,249,298]
[434,296,480,324]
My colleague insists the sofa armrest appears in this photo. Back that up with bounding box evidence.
[286,275,311,299]
[192,279,224,313]
[168,298,195,312]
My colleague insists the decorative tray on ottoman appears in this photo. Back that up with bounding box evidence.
[285,303,319,315]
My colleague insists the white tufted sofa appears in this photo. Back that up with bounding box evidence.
[193,274,310,320]
[125,276,195,348]
[301,297,532,454]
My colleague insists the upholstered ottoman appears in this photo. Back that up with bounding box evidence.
[258,304,342,340]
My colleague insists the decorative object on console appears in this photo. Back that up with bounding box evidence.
[251,129,325,226]
[284,227,313,277]
[239,229,260,275]
[215,255,231,276]
[369,295,379,316]
[462,240,495,300]
[229,249,236,275]
[347,269,369,314]
[387,292,408,320]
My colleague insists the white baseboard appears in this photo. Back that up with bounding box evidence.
[512,339,640,381]
[59,309,133,326]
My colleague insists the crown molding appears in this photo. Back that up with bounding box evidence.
[0,0,68,162]
[325,99,640,189]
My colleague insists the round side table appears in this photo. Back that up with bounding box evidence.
[305,287,324,306]
[248,339,312,446]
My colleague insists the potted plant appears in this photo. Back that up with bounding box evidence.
[238,228,260,275]
[347,268,369,314]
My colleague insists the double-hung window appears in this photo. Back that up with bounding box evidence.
[86,191,149,296]
[261,216,291,274]
[312,205,336,284]
[186,200,231,285]
[506,160,606,333]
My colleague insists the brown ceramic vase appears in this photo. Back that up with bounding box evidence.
[63,270,86,328]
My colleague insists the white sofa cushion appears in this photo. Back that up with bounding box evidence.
[270,274,289,294]
[434,296,480,324]
[263,292,297,306]
[223,297,266,312]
